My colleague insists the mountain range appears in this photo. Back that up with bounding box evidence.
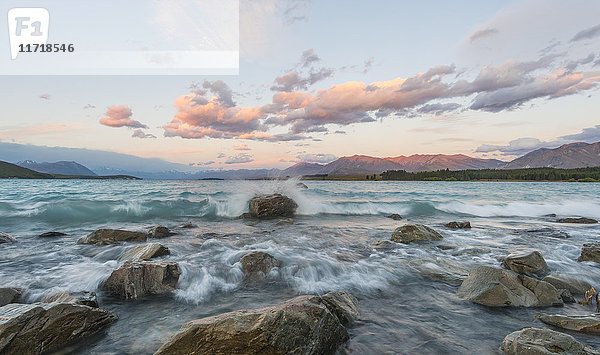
[2,141,599,179]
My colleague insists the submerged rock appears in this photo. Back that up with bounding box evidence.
[0,232,16,244]
[502,327,598,355]
[38,231,67,238]
[409,259,468,286]
[155,291,359,355]
[391,224,443,244]
[542,275,593,296]
[248,194,298,219]
[446,221,471,229]
[296,182,309,189]
[502,250,550,277]
[102,261,180,300]
[77,229,148,245]
[557,217,598,224]
[0,288,21,307]
[148,226,175,238]
[371,240,399,250]
[579,243,600,264]
[240,251,282,281]
[178,222,196,229]
[42,291,98,308]
[0,302,117,355]
[538,314,600,334]
[387,213,403,220]
[119,242,170,261]
[457,266,563,307]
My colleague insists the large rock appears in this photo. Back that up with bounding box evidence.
[42,291,98,308]
[38,231,67,238]
[155,291,359,355]
[387,214,403,220]
[543,275,593,296]
[240,251,282,281]
[102,261,180,299]
[408,259,468,286]
[539,314,600,334]
[557,217,598,224]
[391,224,443,244]
[457,266,563,307]
[502,327,598,355]
[579,243,600,264]
[248,194,298,219]
[0,288,21,307]
[148,226,175,238]
[0,232,16,244]
[119,243,170,261]
[0,302,117,354]
[502,250,550,277]
[446,221,471,229]
[77,229,148,245]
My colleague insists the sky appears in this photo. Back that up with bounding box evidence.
[1,0,599,169]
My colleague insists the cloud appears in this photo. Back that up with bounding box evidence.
[217,153,226,158]
[571,23,600,42]
[362,57,374,73]
[271,67,334,92]
[234,143,251,150]
[39,94,51,100]
[225,153,254,164]
[297,153,337,163]
[83,104,96,109]
[565,53,596,72]
[281,0,310,24]
[100,105,149,129]
[131,129,157,139]
[559,125,600,142]
[469,28,499,43]
[299,48,319,67]
[190,161,215,166]
[417,103,461,115]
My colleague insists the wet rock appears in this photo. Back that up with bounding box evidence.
[102,261,180,300]
[296,182,308,189]
[238,212,252,219]
[542,275,593,296]
[371,240,398,250]
[148,225,175,238]
[178,222,196,229]
[578,243,600,264]
[517,227,570,239]
[0,288,21,307]
[0,302,117,355]
[77,229,148,245]
[240,251,282,281]
[446,221,471,229]
[275,218,294,226]
[409,259,468,287]
[457,266,563,307]
[155,291,359,355]
[538,314,600,334]
[557,217,598,224]
[502,250,550,277]
[502,327,598,355]
[0,232,16,244]
[42,291,98,308]
[391,224,443,244]
[38,231,67,238]
[387,214,403,220]
[544,213,558,217]
[248,194,298,219]
[559,289,576,303]
[119,243,170,261]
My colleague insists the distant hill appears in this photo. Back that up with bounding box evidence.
[385,154,504,171]
[504,142,600,169]
[17,160,97,176]
[0,161,52,178]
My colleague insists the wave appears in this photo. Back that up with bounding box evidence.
[438,200,600,218]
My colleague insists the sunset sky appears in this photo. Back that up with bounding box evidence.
[1,0,600,169]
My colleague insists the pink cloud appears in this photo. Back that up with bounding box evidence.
[99,105,148,129]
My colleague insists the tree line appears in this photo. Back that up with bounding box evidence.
[380,167,600,181]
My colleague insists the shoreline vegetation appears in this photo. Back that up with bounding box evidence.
[0,161,140,180]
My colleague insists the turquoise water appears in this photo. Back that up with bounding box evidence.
[1,180,599,353]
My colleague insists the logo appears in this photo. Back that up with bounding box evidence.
[7,8,49,60]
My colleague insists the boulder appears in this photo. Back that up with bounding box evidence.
[0,302,116,354]
[538,314,600,334]
[38,231,67,238]
[155,291,359,355]
[559,289,576,304]
[502,250,550,277]
[119,243,170,261]
[102,261,180,300]
[0,232,16,244]
[77,229,147,245]
[446,221,471,229]
[387,214,403,220]
[0,288,21,307]
[248,194,298,219]
[240,251,282,281]
[502,327,598,355]
[557,217,598,224]
[457,266,563,307]
[42,291,98,308]
[148,226,175,238]
[543,275,593,296]
[371,240,398,250]
[391,224,443,244]
[408,259,468,287]
[579,243,600,264]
